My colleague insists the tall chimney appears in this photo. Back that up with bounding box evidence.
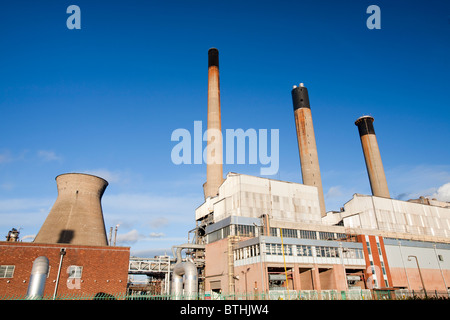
[203,48,224,199]
[355,116,390,198]
[34,173,109,246]
[291,83,326,217]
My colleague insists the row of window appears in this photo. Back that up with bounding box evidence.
[270,228,346,241]
[207,224,255,243]
[234,244,364,260]
[0,265,83,279]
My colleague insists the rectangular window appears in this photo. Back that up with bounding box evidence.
[299,230,317,240]
[236,225,255,237]
[68,266,82,279]
[266,243,272,255]
[381,261,386,275]
[376,242,382,256]
[366,242,372,255]
[276,244,282,255]
[270,228,278,237]
[283,244,293,256]
[281,228,297,238]
[0,265,15,278]
[319,232,335,240]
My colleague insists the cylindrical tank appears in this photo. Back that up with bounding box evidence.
[355,116,390,198]
[291,83,326,217]
[203,48,224,199]
[26,256,49,299]
[34,173,109,246]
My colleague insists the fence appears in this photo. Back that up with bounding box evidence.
[1,289,449,301]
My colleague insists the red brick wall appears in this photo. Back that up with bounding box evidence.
[0,241,130,298]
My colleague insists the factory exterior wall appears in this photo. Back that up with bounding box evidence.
[204,238,230,294]
[233,262,349,294]
[196,173,322,224]
[0,241,130,298]
[343,194,450,239]
[383,238,450,291]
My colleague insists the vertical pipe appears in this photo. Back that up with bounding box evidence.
[26,256,49,299]
[291,83,326,217]
[203,48,224,199]
[280,228,290,299]
[53,248,66,300]
[355,116,390,198]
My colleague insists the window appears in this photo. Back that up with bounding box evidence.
[319,232,335,240]
[376,242,382,256]
[438,255,444,262]
[0,265,15,278]
[316,246,333,258]
[299,230,317,240]
[276,244,282,255]
[296,245,312,257]
[208,229,222,243]
[283,244,293,256]
[236,225,255,237]
[270,228,278,237]
[281,228,297,238]
[366,242,372,255]
[68,266,82,279]
[380,261,387,275]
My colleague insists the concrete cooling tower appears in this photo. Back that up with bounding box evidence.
[34,173,109,246]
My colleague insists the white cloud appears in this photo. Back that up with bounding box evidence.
[149,232,165,238]
[37,150,62,162]
[430,182,450,202]
[116,229,144,244]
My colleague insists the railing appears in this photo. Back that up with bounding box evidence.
[1,290,449,300]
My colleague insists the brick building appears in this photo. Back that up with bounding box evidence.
[0,241,130,298]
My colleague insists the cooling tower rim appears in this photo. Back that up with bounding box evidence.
[355,115,374,125]
[55,172,109,186]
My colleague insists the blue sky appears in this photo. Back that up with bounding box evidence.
[1,1,449,257]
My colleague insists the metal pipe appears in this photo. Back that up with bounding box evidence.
[408,255,427,298]
[171,244,205,263]
[53,248,66,300]
[171,261,198,300]
[26,256,49,299]
[170,244,204,299]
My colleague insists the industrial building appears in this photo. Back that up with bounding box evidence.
[188,48,450,299]
[0,173,130,299]
[1,48,449,300]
